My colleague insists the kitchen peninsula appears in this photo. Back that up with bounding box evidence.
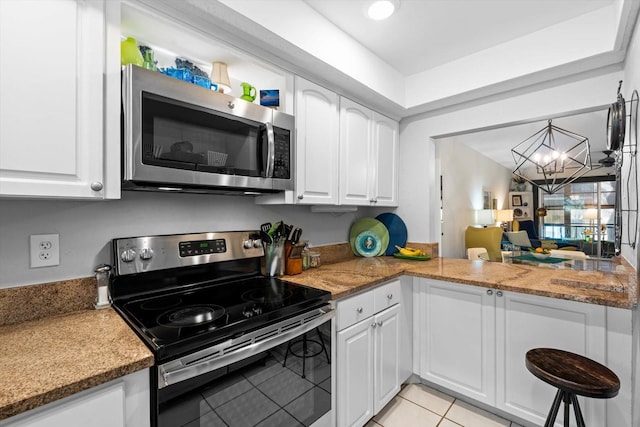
[1,252,637,426]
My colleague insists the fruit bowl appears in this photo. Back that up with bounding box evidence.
[529,248,551,259]
[531,252,551,259]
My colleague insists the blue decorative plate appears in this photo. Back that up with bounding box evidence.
[375,213,408,256]
[349,218,389,257]
[354,231,383,257]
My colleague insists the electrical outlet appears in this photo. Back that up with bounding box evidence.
[30,234,59,268]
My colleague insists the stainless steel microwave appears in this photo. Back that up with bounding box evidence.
[121,65,294,194]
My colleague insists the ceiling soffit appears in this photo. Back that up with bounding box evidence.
[143,0,639,119]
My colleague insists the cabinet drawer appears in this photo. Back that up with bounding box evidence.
[373,280,401,312]
[336,291,375,331]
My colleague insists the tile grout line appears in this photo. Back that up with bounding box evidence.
[439,397,458,426]
[396,393,450,420]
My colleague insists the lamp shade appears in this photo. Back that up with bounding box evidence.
[495,209,514,222]
[474,209,495,226]
[210,62,231,93]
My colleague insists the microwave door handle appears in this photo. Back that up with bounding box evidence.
[265,122,275,178]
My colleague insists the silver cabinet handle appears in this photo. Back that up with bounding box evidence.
[377,321,383,327]
[387,294,393,300]
[486,289,494,296]
[90,181,103,191]
[371,323,377,328]
[297,194,304,200]
[356,307,363,313]
[496,291,503,297]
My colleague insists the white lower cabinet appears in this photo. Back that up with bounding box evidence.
[495,289,606,426]
[336,280,403,427]
[0,369,149,427]
[417,279,496,405]
[416,278,607,427]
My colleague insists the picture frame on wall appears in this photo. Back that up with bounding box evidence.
[483,190,492,209]
[512,195,522,206]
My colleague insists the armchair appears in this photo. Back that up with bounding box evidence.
[464,226,504,262]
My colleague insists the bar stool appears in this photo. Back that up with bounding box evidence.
[525,348,620,427]
[283,327,330,378]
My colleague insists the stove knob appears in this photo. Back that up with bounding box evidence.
[243,240,253,249]
[120,249,136,263]
[253,239,262,248]
[140,248,154,261]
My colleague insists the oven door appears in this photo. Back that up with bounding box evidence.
[155,306,334,427]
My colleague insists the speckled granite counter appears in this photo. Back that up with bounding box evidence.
[284,256,638,309]
[0,308,153,420]
[1,251,636,420]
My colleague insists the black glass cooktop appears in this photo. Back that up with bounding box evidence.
[114,276,330,361]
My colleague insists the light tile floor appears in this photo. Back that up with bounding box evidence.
[366,383,525,427]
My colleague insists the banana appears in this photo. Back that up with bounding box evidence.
[395,245,425,257]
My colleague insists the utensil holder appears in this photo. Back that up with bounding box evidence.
[262,240,285,277]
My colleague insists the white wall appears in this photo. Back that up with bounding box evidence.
[0,192,361,288]
[437,141,512,258]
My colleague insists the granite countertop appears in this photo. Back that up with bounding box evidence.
[0,308,153,420]
[284,256,638,309]
[1,251,636,421]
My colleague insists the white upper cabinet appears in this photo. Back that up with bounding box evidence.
[339,98,373,205]
[339,98,398,206]
[258,80,398,207]
[293,77,340,204]
[371,112,399,206]
[0,0,120,199]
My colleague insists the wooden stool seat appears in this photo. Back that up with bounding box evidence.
[526,348,620,427]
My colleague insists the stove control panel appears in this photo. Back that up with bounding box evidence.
[179,239,226,257]
[113,231,264,276]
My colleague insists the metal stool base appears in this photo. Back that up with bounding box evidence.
[544,389,585,427]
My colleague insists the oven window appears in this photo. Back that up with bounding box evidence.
[141,93,263,177]
[158,320,332,427]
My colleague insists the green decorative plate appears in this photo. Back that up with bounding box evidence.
[349,218,389,257]
[393,253,430,261]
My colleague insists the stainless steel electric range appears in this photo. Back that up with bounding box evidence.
[111,231,334,427]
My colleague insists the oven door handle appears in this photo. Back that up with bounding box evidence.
[158,306,334,389]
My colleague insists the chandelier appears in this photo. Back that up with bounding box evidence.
[511,120,592,194]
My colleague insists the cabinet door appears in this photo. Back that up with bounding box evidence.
[417,279,496,405]
[495,291,606,427]
[371,113,398,207]
[0,0,119,199]
[1,382,125,427]
[339,97,373,205]
[294,77,339,204]
[337,318,374,427]
[374,304,401,414]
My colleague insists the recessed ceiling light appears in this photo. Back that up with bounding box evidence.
[367,0,398,20]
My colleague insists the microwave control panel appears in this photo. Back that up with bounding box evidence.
[273,128,290,179]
